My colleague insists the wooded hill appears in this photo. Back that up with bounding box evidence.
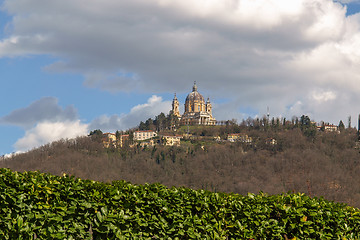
[1,117,360,208]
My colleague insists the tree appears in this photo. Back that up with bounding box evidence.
[338,120,345,132]
[300,115,311,128]
[128,131,134,145]
[271,117,275,128]
[319,121,325,132]
[115,130,122,139]
[276,118,280,129]
[89,129,103,142]
[154,112,167,131]
[139,121,147,130]
[166,112,180,131]
[89,129,103,136]
[299,115,316,139]
[145,118,155,130]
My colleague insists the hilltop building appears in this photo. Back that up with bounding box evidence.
[172,94,181,118]
[227,133,252,143]
[118,134,129,148]
[172,82,216,125]
[316,123,340,133]
[102,133,129,148]
[133,130,157,141]
[102,133,117,148]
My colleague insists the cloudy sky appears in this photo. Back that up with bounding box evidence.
[1,0,360,154]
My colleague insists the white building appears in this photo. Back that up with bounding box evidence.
[133,130,157,141]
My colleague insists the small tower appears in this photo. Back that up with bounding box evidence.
[206,97,212,115]
[172,93,181,118]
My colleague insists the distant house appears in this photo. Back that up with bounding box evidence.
[317,124,340,133]
[118,134,129,148]
[133,130,157,141]
[102,133,130,148]
[324,124,339,133]
[160,135,182,146]
[227,133,252,143]
[102,133,117,148]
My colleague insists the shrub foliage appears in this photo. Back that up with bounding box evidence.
[1,168,359,239]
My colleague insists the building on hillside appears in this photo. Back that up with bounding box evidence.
[103,133,117,148]
[324,124,339,133]
[118,134,129,148]
[172,82,216,126]
[172,93,181,118]
[133,130,157,141]
[317,124,340,133]
[139,139,156,148]
[160,135,182,146]
[103,133,130,148]
[227,133,252,143]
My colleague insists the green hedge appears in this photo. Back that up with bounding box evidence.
[0,168,359,239]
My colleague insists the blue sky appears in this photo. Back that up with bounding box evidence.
[345,1,360,14]
[1,0,360,155]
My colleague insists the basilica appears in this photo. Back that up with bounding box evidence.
[172,82,216,125]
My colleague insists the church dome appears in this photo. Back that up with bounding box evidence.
[185,82,204,103]
[180,82,216,125]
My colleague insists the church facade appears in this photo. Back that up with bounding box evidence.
[172,82,216,125]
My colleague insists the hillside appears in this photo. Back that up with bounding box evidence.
[1,125,360,208]
[1,168,359,239]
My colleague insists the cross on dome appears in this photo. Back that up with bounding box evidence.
[192,81,197,92]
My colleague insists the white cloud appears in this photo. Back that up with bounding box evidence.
[311,90,337,102]
[0,97,87,152]
[1,95,172,153]
[1,0,360,125]
[157,0,306,29]
[14,120,89,152]
[287,101,305,117]
[89,95,171,132]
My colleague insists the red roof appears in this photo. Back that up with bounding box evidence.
[103,132,116,136]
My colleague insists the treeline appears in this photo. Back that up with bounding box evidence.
[1,126,360,208]
[138,112,180,132]
[138,114,343,139]
[201,115,325,137]
[173,115,320,142]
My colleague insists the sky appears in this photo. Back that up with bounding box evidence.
[1,0,360,155]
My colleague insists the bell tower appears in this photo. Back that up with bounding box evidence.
[206,97,212,116]
[172,93,181,118]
